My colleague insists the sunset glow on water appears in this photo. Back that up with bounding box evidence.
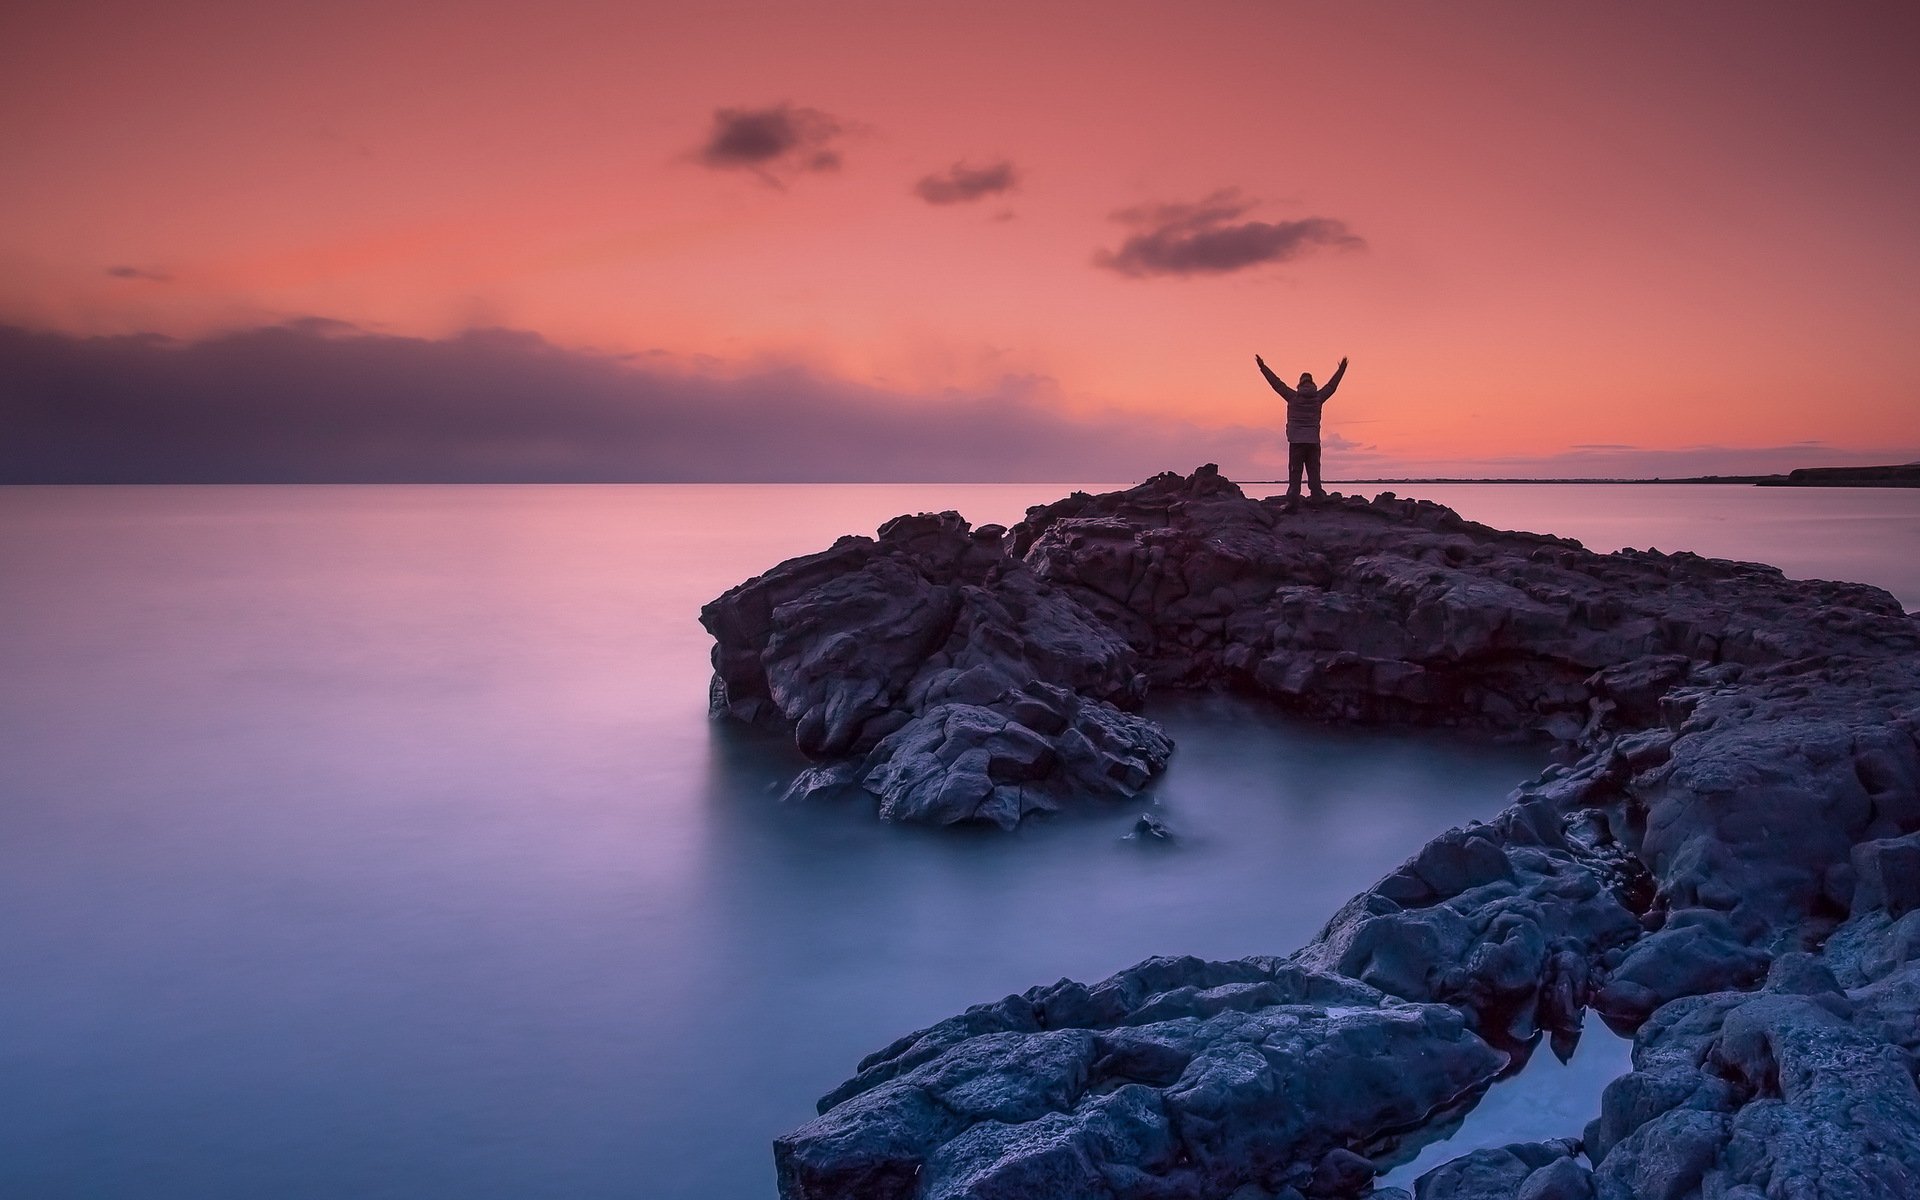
[2,483,1914,1197]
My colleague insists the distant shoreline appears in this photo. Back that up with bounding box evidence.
[1294,477,1782,486]
[1272,464,1920,489]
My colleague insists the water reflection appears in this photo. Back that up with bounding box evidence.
[1377,1023,1634,1189]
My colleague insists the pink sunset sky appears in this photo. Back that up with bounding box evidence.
[2,0,1916,480]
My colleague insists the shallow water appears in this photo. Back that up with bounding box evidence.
[1,481,1911,1198]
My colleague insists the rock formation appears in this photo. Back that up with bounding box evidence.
[703,467,1920,1198]
[703,509,1165,828]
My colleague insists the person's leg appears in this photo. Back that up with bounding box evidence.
[1287,444,1305,498]
[1306,444,1326,498]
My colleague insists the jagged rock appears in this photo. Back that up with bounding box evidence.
[709,466,1914,831]
[1412,1138,1588,1199]
[1294,816,1642,1051]
[854,693,1171,828]
[1592,915,1771,1032]
[774,958,1507,1200]
[703,509,1155,825]
[1585,950,1920,1197]
[708,468,1920,1198]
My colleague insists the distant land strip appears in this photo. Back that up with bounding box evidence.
[1286,464,1920,488]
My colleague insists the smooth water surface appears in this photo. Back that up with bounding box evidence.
[2,481,1911,1198]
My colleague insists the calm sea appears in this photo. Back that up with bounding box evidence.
[2,482,1915,1199]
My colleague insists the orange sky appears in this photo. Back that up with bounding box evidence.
[3,0,1917,476]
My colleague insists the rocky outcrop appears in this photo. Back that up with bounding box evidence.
[705,465,1911,828]
[776,798,1650,1200]
[703,467,1920,1197]
[775,959,1504,1200]
[702,511,1164,828]
[1581,946,1920,1199]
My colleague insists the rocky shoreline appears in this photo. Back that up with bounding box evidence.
[701,466,1920,1199]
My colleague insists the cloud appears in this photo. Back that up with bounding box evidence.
[914,160,1018,205]
[695,104,845,182]
[1095,189,1363,278]
[0,320,1299,483]
[105,266,172,283]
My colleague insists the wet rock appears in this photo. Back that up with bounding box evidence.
[1413,1138,1587,1199]
[717,468,1920,1197]
[1129,813,1173,841]
[776,958,1507,1200]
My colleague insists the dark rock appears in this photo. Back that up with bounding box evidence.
[1591,915,1771,1032]
[1584,933,1920,1197]
[1307,1147,1374,1196]
[1129,813,1173,842]
[711,468,1915,830]
[716,469,1920,1198]
[1413,1138,1585,1199]
[703,509,1153,826]
[777,958,1506,1200]
[853,697,1172,828]
[1515,1156,1594,1200]
[1853,832,1920,918]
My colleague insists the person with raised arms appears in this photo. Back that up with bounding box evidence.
[1257,353,1348,504]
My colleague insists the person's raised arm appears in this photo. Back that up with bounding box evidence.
[1318,356,1349,400]
[1256,354,1296,400]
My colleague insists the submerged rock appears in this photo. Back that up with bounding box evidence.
[1129,812,1173,841]
[703,467,1920,1197]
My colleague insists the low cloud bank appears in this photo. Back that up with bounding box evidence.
[0,320,1293,483]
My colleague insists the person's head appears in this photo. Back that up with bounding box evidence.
[1298,373,1316,392]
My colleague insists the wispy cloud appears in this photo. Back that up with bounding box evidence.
[0,320,1296,483]
[104,265,173,283]
[1095,189,1363,278]
[694,103,846,184]
[914,160,1018,205]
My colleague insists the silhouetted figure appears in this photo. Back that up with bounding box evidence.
[1257,354,1347,502]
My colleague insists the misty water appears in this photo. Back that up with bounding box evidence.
[3,482,1916,1199]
